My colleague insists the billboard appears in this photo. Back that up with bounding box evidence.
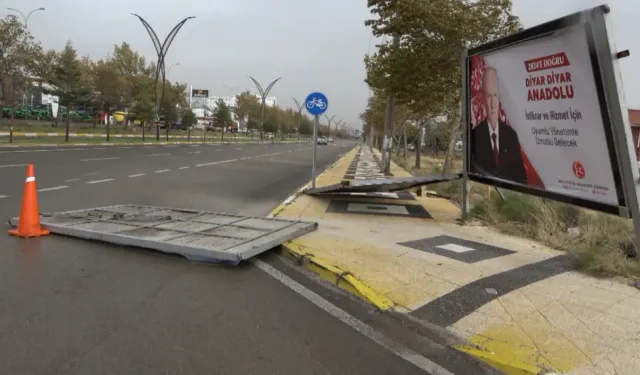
[192,89,209,98]
[463,5,635,216]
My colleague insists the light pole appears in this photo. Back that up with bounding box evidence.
[335,120,345,139]
[132,14,195,141]
[7,7,45,29]
[324,114,336,139]
[167,62,180,74]
[292,97,305,141]
[248,76,281,141]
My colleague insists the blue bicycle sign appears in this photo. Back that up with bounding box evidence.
[304,92,328,116]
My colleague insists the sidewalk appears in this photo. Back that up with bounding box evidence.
[272,144,640,375]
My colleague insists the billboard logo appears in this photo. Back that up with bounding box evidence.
[192,89,209,98]
[572,161,585,179]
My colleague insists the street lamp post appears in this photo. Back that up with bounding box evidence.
[248,76,281,142]
[132,14,195,141]
[335,120,345,139]
[324,114,336,139]
[292,97,305,141]
[167,62,180,74]
[7,7,45,29]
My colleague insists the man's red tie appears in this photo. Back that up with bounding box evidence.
[491,132,499,166]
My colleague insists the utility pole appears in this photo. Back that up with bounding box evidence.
[381,35,400,174]
[248,76,281,142]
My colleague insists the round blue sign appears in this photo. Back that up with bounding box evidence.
[304,92,328,116]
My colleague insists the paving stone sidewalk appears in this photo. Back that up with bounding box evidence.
[274,144,640,375]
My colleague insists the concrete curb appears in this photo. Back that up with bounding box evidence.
[0,140,310,148]
[268,145,397,311]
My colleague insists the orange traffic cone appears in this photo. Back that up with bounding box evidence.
[8,164,50,238]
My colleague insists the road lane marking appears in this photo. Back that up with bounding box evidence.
[178,166,190,170]
[0,195,8,199]
[37,185,69,192]
[64,179,81,182]
[83,172,99,176]
[93,147,107,150]
[148,153,171,157]
[119,147,133,149]
[86,179,114,184]
[81,157,120,162]
[251,260,455,375]
[155,169,170,173]
[0,164,28,168]
[128,174,145,178]
[195,159,237,167]
[236,148,242,150]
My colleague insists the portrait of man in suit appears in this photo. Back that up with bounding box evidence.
[470,66,527,185]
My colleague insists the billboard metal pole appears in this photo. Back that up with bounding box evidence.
[588,6,639,256]
[461,49,470,222]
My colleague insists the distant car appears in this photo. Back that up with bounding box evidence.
[317,137,328,145]
[408,144,415,151]
[328,137,334,143]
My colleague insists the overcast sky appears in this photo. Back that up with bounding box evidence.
[6,0,638,129]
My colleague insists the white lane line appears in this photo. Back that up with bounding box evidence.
[83,172,99,176]
[155,169,170,173]
[195,159,237,167]
[251,260,454,375]
[119,147,133,149]
[0,164,27,168]
[236,148,242,150]
[86,179,114,184]
[187,151,201,154]
[0,195,8,199]
[81,157,120,162]
[64,178,81,182]
[37,185,69,192]
[283,194,296,205]
[178,166,190,170]
[128,173,145,178]
[215,149,221,152]
[148,153,172,157]
[93,147,107,150]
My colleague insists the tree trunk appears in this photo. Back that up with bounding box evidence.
[442,107,462,176]
[65,102,72,142]
[415,123,423,169]
[403,126,408,163]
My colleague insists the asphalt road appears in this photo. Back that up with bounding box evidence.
[0,140,495,375]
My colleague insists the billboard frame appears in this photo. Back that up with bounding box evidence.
[461,5,637,219]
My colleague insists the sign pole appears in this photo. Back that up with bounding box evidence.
[312,114,319,188]
[304,91,329,190]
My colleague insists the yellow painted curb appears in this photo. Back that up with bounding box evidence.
[280,242,395,311]
[455,345,550,375]
[268,145,396,311]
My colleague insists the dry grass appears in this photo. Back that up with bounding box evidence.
[394,153,640,279]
